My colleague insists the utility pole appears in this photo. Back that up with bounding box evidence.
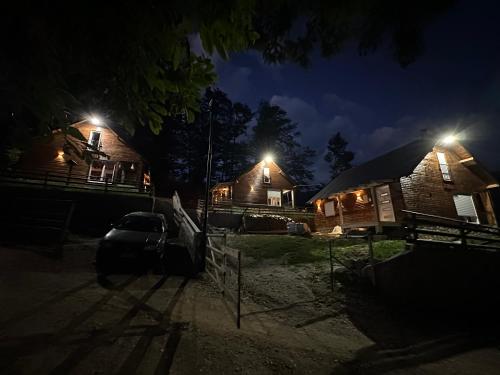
[201,98,214,271]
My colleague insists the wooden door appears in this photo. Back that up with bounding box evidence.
[375,185,395,222]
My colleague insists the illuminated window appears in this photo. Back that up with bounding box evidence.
[263,167,271,183]
[437,152,452,181]
[88,130,102,150]
[88,160,115,183]
[267,190,281,206]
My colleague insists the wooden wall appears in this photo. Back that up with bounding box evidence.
[232,160,294,205]
[400,145,495,224]
[314,190,378,232]
[17,121,144,180]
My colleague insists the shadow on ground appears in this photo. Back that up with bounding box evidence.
[332,279,500,374]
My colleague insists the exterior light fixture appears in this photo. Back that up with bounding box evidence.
[89,116,103,126]
[441,134,456,145]
[264,154,274,163]
[250,185,254,192]
[57,150,64,158]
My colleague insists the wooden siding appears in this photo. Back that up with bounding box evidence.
[231,160,294,205]
[314,189,378,232]
[16,121,145,182]
[400,145,495,224]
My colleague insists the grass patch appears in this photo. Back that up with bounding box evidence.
[227,234,405,265]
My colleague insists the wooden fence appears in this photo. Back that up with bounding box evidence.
[328,233,376,289]
[172,191,203,271]
[205,232,242,328]
[0,168,150,195]
[404,210,500,251]
[197,199,315,217]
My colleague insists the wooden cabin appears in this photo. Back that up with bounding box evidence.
[210,159,296,208]
[309,139,499,233]
[15,120,150,192]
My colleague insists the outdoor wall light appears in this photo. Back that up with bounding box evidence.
[57,150,64,158]
[264,154,274,163]
[441,134,457,145]
[89,116,103,126]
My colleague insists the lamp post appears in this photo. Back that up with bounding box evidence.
[201,98,214,271]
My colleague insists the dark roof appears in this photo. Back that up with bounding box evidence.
[308,139,435,203]
[210,160,296,190]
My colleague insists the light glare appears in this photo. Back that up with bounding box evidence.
[264,154,274,163]
[89,116,103,126]
[442,134,456,145]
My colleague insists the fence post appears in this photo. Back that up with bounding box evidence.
[460,226,467,250]
[237,249,241,329]
[411,213,418,241]
[329,239,335,292]
[104,176,109,192]
[66,166,72,185]
[367,233,377,286]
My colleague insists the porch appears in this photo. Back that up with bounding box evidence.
[0,166,151,195]
[315,184,399,233]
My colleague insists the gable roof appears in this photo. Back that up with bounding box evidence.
[308,139,435,203]
[210,160,296,191]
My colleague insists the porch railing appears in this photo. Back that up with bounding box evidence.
[198,199,314,216]
[404,210,500,251]
[0,168,150,194]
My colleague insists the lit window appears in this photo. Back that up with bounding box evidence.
[88,160,115,183]
[88,130,102,150]
[263,167,271,183]
[436,152,452,181]
[267,190,281,206]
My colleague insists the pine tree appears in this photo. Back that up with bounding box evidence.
[251,101,315,184]
[324,132,355,179]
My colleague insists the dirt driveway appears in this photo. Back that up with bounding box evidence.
[1,239,500,374]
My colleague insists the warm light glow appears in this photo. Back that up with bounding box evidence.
[441,134,456,145]
[316,200,322,212]
[250,185,254,192]
[57,150,64,158]
[264,154,274,163]
[89,116,103,126]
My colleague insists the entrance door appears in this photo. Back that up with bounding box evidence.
[375,185,395,222]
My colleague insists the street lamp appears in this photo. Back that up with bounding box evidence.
[201,98,214,272]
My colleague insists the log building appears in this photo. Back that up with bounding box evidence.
[309,138,499,233]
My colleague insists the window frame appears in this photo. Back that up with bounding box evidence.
[263,167,271,184]
[436,152,452,182]
[87,160,116,183]
[267,189,282,206]
[87,130,102,151]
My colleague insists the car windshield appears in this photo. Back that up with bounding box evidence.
[115,215,163,233]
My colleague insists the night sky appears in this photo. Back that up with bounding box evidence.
[207,0,500,183]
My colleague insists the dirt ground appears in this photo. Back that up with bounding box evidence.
[1,237,500,374]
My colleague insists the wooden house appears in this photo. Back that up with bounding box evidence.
[210,159,296,207]
[15,120,150,192]
[309,138,499,233]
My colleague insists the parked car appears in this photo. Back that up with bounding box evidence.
[96,212,168,275]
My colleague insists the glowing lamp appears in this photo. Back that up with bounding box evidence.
[264,154,274,163]
[89,116,103,126]
[441,134,456,145]
[57,150,64,158]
